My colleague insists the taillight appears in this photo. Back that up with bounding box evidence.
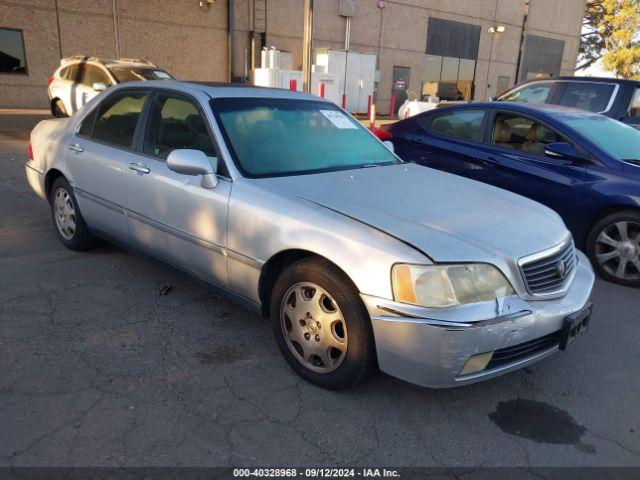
[27,143,34,161]
[47,76,54,85]
[373,129,393,141]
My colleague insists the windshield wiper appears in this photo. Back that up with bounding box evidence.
[360,163,382,168]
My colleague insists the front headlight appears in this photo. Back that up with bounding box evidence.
[392,263,514,308]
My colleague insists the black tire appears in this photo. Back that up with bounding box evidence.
[49,176,96,250]
[586,210,640,287]
[51,98,68,118]
[270,257,376,390]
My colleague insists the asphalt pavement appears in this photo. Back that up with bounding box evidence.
[1,111,639,472]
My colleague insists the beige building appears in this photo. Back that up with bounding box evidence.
[0,0,585,113]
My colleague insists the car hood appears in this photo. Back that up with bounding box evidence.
[263,163,569,264]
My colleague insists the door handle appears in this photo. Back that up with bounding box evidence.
[69,143,84,153]
[129,162,150,174]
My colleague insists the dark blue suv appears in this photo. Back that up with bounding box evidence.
[382,102,640,287]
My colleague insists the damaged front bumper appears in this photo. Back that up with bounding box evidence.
[362,250,595,388]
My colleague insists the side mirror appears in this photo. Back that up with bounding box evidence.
[383,140,395,153]
[92,82,107,92]
[167,149,218,189]
[544,142,587,162]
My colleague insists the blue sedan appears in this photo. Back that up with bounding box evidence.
[381,102,640,287]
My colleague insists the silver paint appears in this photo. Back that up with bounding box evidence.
[26,81,595,388]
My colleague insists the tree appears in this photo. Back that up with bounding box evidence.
[579,0,640,79]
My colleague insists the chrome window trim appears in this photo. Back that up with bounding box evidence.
[501,80,620,114]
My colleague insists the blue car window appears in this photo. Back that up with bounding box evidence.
[491,113,565,155]
[420,110,485,142]
[565,115,640,161]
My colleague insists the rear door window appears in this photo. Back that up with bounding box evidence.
[92,90,148,148]
[421,109,486,142]
[557,82,615,112]
[65,64,80,82]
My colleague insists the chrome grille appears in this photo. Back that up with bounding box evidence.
[520,241,576,295]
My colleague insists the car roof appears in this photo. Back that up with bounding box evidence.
[438,101,603,118]
[59,58,160,70]
[519,76,640,86]
[114,80,325,101]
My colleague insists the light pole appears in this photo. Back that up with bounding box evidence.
[302,0,314,93]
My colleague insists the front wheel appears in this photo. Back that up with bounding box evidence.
[50,176,96,250]
[587,210,640,287]
[270,258,376,390]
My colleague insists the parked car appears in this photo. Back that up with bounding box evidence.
[379,102,640,287]
[495,76,640,129]
[48,56,172,117]
[26,82,594,389]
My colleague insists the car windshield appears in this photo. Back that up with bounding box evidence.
[210,98,400,177]
[564,115,640,161]
[109,67,172,83]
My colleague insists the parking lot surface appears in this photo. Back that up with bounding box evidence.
[1,112,639,469]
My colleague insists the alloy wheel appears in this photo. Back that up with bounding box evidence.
[279,282,348,373]
[53,187,77,240]
[594,221,640,281]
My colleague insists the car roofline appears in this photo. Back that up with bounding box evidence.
[109,80,329,101]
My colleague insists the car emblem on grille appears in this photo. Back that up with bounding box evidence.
[556,260,567,278]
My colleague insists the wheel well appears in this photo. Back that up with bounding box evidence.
[44,169,64,202]
[584,205,640,246]
[591,205,640,229]
[258,250,356,317]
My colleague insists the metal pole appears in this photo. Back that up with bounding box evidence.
[228,0,235,82]
[112,0,120,59]
[302,0,314,93]
[514,0,530,84]
[54,0,63,58]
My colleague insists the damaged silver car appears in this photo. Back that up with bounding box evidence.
[26,81,595,389]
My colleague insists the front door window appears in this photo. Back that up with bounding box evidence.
[491,113,565,155]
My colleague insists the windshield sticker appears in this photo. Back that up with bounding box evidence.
[320,110,358,129]
[154,71,171,79]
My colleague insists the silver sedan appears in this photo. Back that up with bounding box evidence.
[26,81,595,389]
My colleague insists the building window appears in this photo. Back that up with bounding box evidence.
[423,18,480,102]
[519,35,564,82]
[0,28,27,74]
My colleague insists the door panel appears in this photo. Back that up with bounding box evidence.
[66,89,149,239]
[126,158,231,284]
[476,111,586,233]
[66,137,130,239]
[398,109,486,180]
[126,91,230,285]
[392,67,410,117]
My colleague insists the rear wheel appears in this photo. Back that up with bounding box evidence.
[51,98,68,118]
[270,257,376,390]
[587,210,640,287]
[50,176,96,250]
